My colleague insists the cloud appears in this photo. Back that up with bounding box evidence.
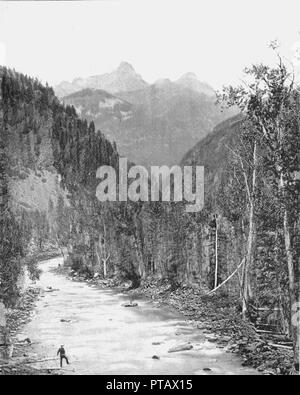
[0,42,6,66]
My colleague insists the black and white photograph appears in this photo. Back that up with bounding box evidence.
[0,0,299,378]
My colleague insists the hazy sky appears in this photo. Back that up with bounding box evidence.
[0,0,300,89]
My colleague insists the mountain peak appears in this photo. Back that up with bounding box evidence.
[117,61,136,73]
[56,62,148,97]
[176,73,215,96]
[178,72,198,80]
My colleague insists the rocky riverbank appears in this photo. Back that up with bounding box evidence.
[0,287,58,375]
[0,252,61,375]
[126,279,294,375]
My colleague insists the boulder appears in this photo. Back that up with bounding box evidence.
[15,334,31,343]
[45,288,59,293]
[205,334,218,342]
[122,302,138,308]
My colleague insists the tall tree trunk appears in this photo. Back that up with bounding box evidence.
[103,258,107,278]
[274,230,290,335]
[133,214,145,280]
[242,200,255,319]
[214,215,218,289]
[283,208,299,372]
[95,241,102,271]
[133,236,145,279]
[102,254,110,279]
[100,221,110,278]
[242,142,257,320]
[279,164,299,372]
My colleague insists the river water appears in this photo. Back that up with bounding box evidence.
[17,257,259,375]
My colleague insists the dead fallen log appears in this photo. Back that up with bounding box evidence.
[41,367,69,372]
[276,342,293,347]
[256,323,279,329]
[20,357,58,365]
[267,342,293,350]
[256,330,291,341]
[255,329,286,336]
[14,341,38,346]
[0,357,58,368]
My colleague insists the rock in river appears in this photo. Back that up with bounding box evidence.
[122,302,138,308]
[168,343,193,353]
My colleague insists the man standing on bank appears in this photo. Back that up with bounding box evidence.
[57,345,70,368]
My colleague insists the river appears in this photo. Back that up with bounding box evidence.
[17,257,259,375]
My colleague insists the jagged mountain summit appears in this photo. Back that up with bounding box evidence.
[55,62,148,98]
[55,62,216,99]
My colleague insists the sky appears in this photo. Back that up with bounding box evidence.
[0,0,300,89]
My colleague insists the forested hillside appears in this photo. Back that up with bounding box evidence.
[0,67,118,306]
[0,61,299,372]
